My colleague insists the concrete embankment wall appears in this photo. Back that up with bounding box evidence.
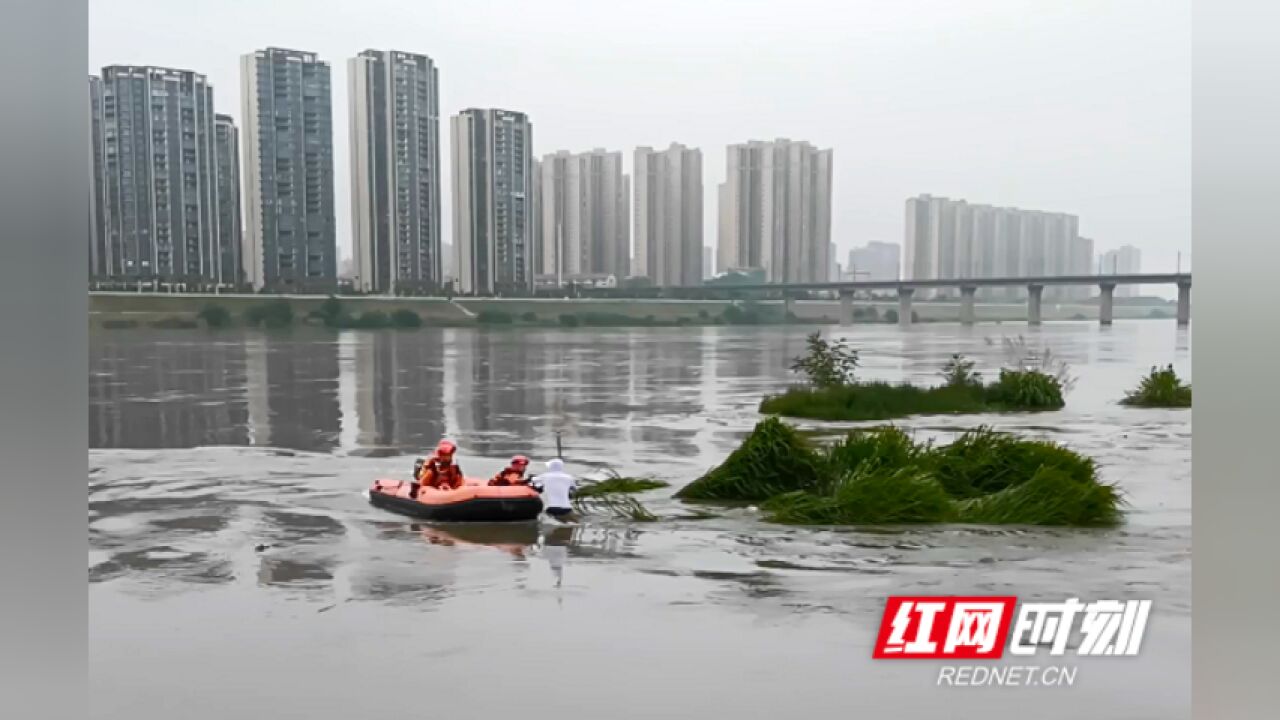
[88,292,1166,327]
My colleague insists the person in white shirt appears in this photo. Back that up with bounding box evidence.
[532,458,577,521]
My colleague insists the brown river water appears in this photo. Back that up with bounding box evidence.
[89,322,1191,719]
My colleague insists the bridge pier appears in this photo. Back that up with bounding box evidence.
[1099,283,1115,326]
[1176,282,1191,326]
[784,293,795,317]
[897,288,914,326]
[1027,284,1043,326]
[839,291,854,325]
[960,286,977,325]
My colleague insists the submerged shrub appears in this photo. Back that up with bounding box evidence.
[1120,365,1191,408]
[789,332,859,388]
[986,369,1065,410]
[390,309,423,328]
[197,304,232,329]
[477,309,514,324]
[675,417,828,501]
[244,299,294,328]
[939,353,982,388]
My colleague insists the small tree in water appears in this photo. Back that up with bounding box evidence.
[939,353,982,388]
[790,332,859,388]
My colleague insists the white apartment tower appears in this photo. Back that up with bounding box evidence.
[539,149,630,280]
[634,143,703,286]
[451,108,534,295]
[717,139,832,283]
[240,48,337,291]
[905,195,1092,299]
[348,49,441,294]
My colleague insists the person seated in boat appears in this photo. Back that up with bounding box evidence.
[413,440,464,493]
[489,455,531,486]
[531,458,577,521]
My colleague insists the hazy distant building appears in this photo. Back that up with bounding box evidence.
[1101,244,1142,297]
[451,108,534,295]
[89,75,105,279]
[718,139,832,283]
[240,47,337,291]
[348,50,441,295]
[213,114,242,286]
[702,246,713,279]
[634,143,703,286]
[904,195,1089,300]
[847,241,900,282]
[540,149,630,281]
[530,158,542,280]
[89,66,220,284]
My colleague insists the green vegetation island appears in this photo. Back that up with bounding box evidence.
[675,418,1123,527]
[1120,365,1192,408]
[760,333,1069,422]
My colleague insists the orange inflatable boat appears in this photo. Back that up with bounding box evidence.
[367,478,543,522]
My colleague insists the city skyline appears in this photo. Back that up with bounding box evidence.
[90,0,1190,294]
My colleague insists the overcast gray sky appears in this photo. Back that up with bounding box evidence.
[90,0,1191,283]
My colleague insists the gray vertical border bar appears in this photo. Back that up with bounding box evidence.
[1194,1,1280,718]
[0,1,88,718]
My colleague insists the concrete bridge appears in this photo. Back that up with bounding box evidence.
[683,273,1191,326]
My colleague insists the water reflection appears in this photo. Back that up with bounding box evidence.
[91,327,805,457]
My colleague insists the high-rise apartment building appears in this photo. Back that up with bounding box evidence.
[702,246,713,279]
[89,75,105,279]
[348,50,441,294]
[1100,244,1142,297]
[213,114,242,286]
[634,143,703,286]
[717,139,832,283]
[540,149,630,281]
[89,66,220,284]
[904,195,1091,299]
[450,108,534,295]
[847,241,901,282]
[240,47,337,291]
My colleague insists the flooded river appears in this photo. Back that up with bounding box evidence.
[89,322,1191,719]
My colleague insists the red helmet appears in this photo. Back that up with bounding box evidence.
[511,455,529,468]
[436,439,457,457]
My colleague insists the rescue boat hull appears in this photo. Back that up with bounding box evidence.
[367,478,543,523]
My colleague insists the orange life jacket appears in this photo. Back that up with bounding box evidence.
[489,468,526,487]
[418,456,463,489]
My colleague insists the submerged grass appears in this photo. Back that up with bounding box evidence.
[1120,365,1192,408]
[571,468,663,521]
[674,417,828,501]
[679,419,1122,528]
[759,371,1064,422]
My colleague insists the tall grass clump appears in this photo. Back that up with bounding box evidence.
[675,417,828,501]
[763,467,954,525]
[680,420,1121,528]
[955,466,1123,527]
[1120,365,1191,408]
[921,427,1095,498]
[985,369,1065,410]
